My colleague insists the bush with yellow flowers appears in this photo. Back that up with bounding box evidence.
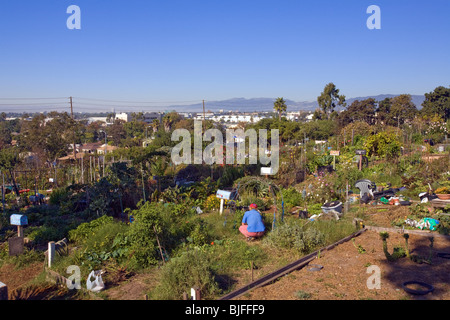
[204,194,221,211]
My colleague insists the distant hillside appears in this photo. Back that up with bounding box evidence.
[0,94,426,114]
[168,98,317,113]
[169,94,426,113]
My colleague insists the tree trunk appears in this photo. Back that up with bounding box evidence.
[8,169,20,197]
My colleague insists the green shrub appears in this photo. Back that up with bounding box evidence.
[49,187,70,206]
[67,216,130,271]
[310,219,356,244]
[436,214,450,235]
[306,203,323,216]
[264,220,325,254]
[151,249,220,300]
[207,239,267,271]
[294,290,312,300]
[281,187,304,210]
[125,201,198,269]
[187,219,211,247]
[237,191,267,210]
[68,215,114,244]
[27,226,68,245]
[364,131,402,159]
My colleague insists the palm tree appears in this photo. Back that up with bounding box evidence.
[150,156,168,192]
[151,119,160,133]
[162,112,180,132]
[274,97,287,121]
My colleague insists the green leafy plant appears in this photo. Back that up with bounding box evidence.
[151,249,220,300]
[294,290,312,300]
[364,131,402,159]
[352,238,366,254]
[379,232,405,262]
[264,220,325,254]
[68,215,114,244]
[404,234,434,265]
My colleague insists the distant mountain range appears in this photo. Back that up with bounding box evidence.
[168,94,426,113]
[1,94,426,114]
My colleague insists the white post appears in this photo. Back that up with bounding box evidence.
[48,241,55,268]
[219,199,224,215]
[17,225,24,238]
[191,287,201,300]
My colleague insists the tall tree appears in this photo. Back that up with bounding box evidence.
[18,112,75,162]
[338,98,377,127]
[376,98,394,126]
[421,86,450,121]
[151,119,160,133]
[390,94,417,127]
[317,83,346,119]
[0,147,21,196]
[273,97,287,121]
[108,119,126,146]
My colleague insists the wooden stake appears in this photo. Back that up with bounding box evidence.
[48,241,55,268]
[219,198,224,215]
[17,226,23,238]
[191,287,201,300]
[153,226,165,264]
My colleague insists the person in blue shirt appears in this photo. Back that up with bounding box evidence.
[239,203,265,241]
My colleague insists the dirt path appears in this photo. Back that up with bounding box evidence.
[102,269,162,300]
[235,229,450,300]
[0,262,44,296]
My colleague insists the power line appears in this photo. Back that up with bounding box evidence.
[73,102,167,108]
[73,97,201,104]
[0,103,68,106]
[0,97,68,100]
[0,96,204,113]
[0,96,201,106]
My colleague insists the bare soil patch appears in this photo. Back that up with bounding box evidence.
[235,229,450,300]
[103,269,162,300]
[0,262,44,296]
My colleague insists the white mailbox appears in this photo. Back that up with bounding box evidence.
[216,190,234,200]
[216,190,236,215]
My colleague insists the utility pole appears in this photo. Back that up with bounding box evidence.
[70,96,76,160]
[202,99,206,133]
[1,171,5,216]
[202,99,206,122]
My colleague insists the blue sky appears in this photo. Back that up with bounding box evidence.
[0,0,449,110]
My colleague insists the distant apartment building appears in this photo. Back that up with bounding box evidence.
[193,112,215,121]
[192,112,268,124]
[96,144,118,154]
[115,112,131,122]
[178,112,194,119]
[142,112,162,124]
[86,117,108,124]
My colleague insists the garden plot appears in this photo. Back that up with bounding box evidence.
[236,229,450,300]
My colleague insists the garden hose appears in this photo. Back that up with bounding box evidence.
[402,281,434,295]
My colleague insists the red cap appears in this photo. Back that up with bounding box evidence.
[249,203,257,209]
